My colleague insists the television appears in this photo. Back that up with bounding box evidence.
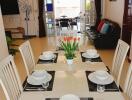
[0,0,20,15]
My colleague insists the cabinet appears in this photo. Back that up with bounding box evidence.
[122,0,132,60]
[5,27,24,38]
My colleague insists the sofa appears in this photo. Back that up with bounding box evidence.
[86,19,121,49]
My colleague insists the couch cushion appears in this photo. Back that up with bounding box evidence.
[100,23,110,34]
[97,20,105,32]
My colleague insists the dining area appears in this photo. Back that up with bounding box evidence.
[55,16,79,30]
[0,34,132,100]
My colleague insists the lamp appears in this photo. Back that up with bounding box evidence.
[18,1,32,39]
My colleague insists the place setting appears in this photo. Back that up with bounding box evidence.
[37,51,58,64]
[45,94,93,100]
[23,70,55,91]
[85,70,120,92]
[80,49,102,62]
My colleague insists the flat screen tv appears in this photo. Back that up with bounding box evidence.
[0,0,20,15]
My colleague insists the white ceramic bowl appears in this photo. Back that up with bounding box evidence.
[60,94,80,100]
[27,72,52,85]
[41,51,54,59]
[86,49,97,57]
[42,51,54,56]
[32,70,47,77]
[95,70,109,80]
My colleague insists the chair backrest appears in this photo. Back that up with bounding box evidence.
[70,17,77,25]
[124,62,132,100]
[112,39,129,87]
[0,55,23,100]
[19,41,35,76]
[59,18,70,27]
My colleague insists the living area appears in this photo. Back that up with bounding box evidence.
[0,0,132,100]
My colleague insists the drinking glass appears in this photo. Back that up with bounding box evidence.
[97,84,105,93]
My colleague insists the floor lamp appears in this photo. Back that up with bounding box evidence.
[18,1,31,39]
[24,5,31,39]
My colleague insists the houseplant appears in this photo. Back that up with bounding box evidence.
[60,36,80,64]
[6,36,18,55]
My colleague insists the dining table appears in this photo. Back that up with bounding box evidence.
[19,38,125,100]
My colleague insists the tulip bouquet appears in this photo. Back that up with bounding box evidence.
[60,36,80,59]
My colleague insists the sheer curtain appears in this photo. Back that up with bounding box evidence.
[85,0,101,26]
[89,0,96,26]
[80,0,96,30]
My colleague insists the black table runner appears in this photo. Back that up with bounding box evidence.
[37,53,58,64]
[23,71,55,91]
[85,71,120,92]
[80,52,102,62]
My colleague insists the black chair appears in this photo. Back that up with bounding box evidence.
[70,17,78,30]
[59,18,70,30]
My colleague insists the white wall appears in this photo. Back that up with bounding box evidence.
[2,0,39,36]
[0,8,9,61]
[104,0,124,27]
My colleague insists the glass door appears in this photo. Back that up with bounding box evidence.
[80,0,96,32]
[80,0,85,32]
[44,0,55,36]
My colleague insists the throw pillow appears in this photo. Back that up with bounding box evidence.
[97,20,105,32]
[100,23,110,34]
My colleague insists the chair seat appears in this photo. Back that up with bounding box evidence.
[70,21,77,25]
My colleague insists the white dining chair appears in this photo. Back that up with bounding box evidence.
[123,62,132,100]
[0,55,23,100]
[112,39,129,87]
[0,78,10,100]
[19,41,35,76]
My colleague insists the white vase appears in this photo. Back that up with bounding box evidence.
[66,59,73,65]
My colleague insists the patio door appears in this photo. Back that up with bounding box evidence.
[44,0,55,36]
[80,0,96,32]
[80,0,85,32]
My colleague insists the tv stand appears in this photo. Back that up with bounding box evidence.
[5,27,25,38]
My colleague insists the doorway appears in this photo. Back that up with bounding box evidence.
[54,0,80,19]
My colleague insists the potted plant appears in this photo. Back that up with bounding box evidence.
[6,36,18,55]
[60,36,80,64]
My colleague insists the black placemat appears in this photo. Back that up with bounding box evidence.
[85,71,120,92]
[23,71,55,91]
[37,53,58,64]
[46,97,93,100]
[80,52,102,62]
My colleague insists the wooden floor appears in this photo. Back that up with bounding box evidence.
[0,35,130,99]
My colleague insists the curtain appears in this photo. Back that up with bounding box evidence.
[94,0,101,28]
[89,0,96,25]
[38,0,46,37]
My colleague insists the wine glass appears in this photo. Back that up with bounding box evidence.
[42,82,49,90]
